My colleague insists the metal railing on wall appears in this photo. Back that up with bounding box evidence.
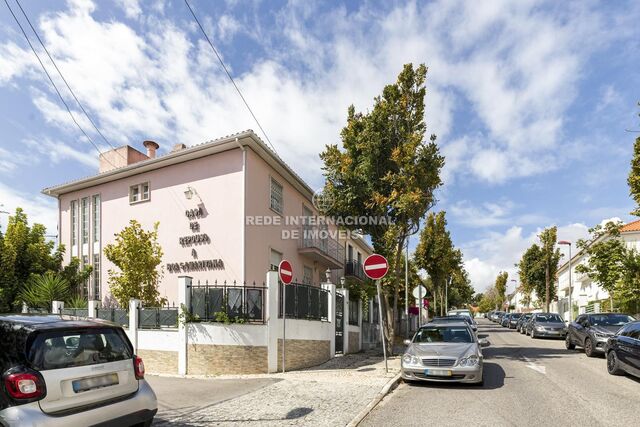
[96,308,129,326]
[189,280,266,324]
[278,282,329,321]
[138,304,179,329]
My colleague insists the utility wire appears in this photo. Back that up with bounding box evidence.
[3,0,117,169]
[184,0,277,154]
[14,0,125,161]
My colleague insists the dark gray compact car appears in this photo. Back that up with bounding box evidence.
[605,320,640,378]
[526,313,567,339]
[566,313,636,357]
[0,315,157,427]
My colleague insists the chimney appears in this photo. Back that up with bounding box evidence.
[143,140,159,158]
[171,143,187,153]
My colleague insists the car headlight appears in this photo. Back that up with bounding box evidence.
[594,332,610,339]
[402,354,420,365]
[536,326,545,331]
[457,355,480,367]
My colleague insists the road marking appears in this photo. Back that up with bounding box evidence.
[522,356,546,374]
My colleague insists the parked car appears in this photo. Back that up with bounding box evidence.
[0,315,157,427]
[566,313,636,357]
[516,313,532,334]
[507,313,522,329]
[431,316,477,332]
[605,320,640,379]
[526,313,567,339]
[490,311,504,322]
[496,312,506,324]
[401,321,487,385]
[500,313,512,327]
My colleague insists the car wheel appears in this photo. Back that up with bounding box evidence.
[606,351,624,375]
[584,338,595,357]
[565,334,575,350]
[531,329,536,339]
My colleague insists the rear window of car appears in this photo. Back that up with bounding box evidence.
[28,328,133,370]
[536,314,563,322]
[590,314,636,326]
[414,326,473,343]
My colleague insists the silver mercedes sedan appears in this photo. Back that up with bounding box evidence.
[401,322,487,385]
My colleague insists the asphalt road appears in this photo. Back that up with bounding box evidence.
[361,318,640,427]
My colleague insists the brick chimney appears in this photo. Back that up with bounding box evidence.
[143,140,159,158]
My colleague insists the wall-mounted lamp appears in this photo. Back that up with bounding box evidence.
[340,276,345,289]
[184,186,202,202]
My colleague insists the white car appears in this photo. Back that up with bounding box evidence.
[0,315,157,427]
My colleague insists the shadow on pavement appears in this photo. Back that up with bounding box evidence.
[153,407,314,426]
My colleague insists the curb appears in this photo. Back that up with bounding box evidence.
[346,372,402,427]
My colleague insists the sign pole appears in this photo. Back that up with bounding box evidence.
[282,282,286,374]
[376,279,388,374]
[419,287,423,328]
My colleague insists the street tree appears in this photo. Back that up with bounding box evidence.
[0,208,63,311]
[518,244,545,308]
[539,226,562,312]
[320,63,444,352]
[628,133,640,216]
[104,220,166,308]
[60,257,93,298]
[494,271,508,310]
[414,211,464,315]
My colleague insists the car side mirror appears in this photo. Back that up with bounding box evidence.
[403,339,412,346]
[479,338,489,347]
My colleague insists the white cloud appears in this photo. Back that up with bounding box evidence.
[24,138,98,169]
[462,222,591,293]
[114,0,141,19]
[0,182,58,235]
[0,0,624,188]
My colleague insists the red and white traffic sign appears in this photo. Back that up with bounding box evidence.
[363,254,389,280]
[278,260,293,284]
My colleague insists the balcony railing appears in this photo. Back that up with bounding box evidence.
[344,260,365,281]
[298,226,345,268]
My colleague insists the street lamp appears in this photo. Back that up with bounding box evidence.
[558,240,573,322]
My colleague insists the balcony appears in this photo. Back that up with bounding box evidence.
[344,260,366,281]
[298,226,345,269]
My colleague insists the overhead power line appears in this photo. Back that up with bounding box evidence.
[3,0,117,169]
[184,0,277,154]
[14,0,125,161]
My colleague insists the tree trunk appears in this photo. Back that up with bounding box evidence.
[389,236,406,356]
[545,263,550,312]
[382,293,394,356]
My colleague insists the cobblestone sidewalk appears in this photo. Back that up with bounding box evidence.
[153,351,400,427]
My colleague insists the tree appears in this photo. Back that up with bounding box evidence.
[539,227,562,312]
[60,257,93,298]
[414,212,465,315]
[104,220,166,308]
[18,272,70,310]
[0,208,63,311]
[619,249,640,315]
[518,244,545,308]
[494,272,508,310]
[628,134,640,216]
[320,63,444,353]
[478,287,499,313]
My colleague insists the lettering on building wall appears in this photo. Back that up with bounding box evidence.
[166,259,224,273]
[179,233,210,246]
[185,207,204,219]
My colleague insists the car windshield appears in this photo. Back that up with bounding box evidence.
[413,326,473,344]
[536,314,563,323]
[511,313,522,319]
[590,314,635,326]
[436,316,471,325]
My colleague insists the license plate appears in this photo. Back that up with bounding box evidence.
[72,373,119,393]
[425,369,452,376]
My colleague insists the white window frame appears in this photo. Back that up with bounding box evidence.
[81,197,89,245]
[93,253,101,301]
[92,194,100,243]
[269,248,282,272]
[129,182,150,204]
[70,200,77,248]
[270,177,283,215]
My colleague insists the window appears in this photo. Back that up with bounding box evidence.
[129,182,150,204]
[70,200,77,247]
[92,195,100,243]
[81,197,89,245]
[270,249,282,272]
[348,244,353,262]
[349,299,359,325]
[93,254,100,301]
[270,178,283,214]
[303,266,313,284]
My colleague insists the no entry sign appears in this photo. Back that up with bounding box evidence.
[363,254,389,280]
[278,260,293,284]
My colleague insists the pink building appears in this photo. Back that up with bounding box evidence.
[43,130,372,306]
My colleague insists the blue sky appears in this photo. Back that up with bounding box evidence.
[0,0,639,292]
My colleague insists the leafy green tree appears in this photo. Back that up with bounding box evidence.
[494,271,508,309]
[0,208,63,311]
[18,272,70,310]
[539,227,562,312]
[518,244,545,308]
[415,211,465,315]
[619,249,640,315]
[104,220,165,308]
[478,287,499,313]
[320,63,444,352]
[628,134,640,216]
[60,257,93,298]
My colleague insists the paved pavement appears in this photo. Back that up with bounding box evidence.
[151,350,400,426]
[361,319,640,427]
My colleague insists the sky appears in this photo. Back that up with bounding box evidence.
[0,0,639,294]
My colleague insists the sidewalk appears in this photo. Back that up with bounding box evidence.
[151,350,400,426]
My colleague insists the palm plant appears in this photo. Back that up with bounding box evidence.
[19,272,70,311]
[66,294,88,309]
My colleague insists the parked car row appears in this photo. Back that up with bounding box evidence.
[486,310,640,379]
